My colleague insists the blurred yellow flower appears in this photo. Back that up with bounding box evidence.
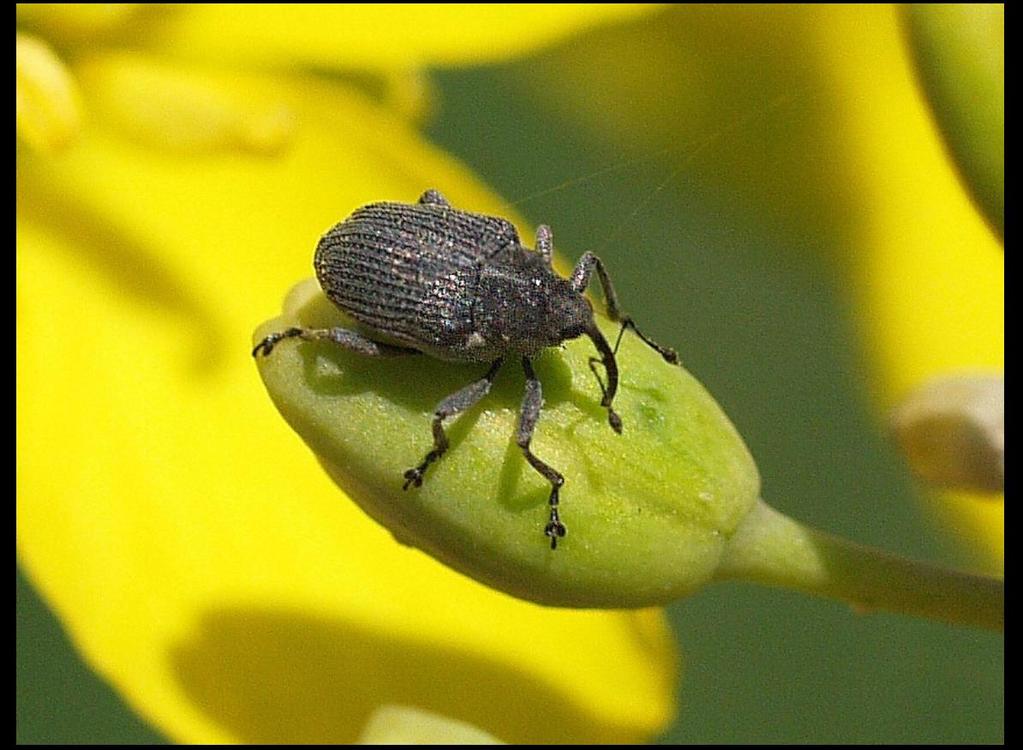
[515,4,1003,569]
[16,4,675,744]
[825,6,1003,568]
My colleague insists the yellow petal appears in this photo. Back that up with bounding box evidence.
[17,4,143,43]
[16,33,80,152]
[76,52,295,154]
[814,9,1003,567]
[17,63,676,743]
[381,68,436,125]
[130,4,661,70]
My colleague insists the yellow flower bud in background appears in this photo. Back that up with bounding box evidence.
[891,374,1003,494]
[357,705,503,745]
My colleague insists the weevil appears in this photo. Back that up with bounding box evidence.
[253,189,679,549]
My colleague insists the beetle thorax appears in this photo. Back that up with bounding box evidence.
[473,260,593,356]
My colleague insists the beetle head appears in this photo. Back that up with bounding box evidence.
[537,284,622,433]
[554,289,594,342]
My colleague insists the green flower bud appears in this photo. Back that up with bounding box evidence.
[254,279,760,608]
[903,4,1004,236]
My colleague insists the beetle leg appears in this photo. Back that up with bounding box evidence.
[252,326,419,358]
[570,252,680,365]
[418,189,450,207]
[518,357,567,549]
[403,358,504,490]
[535,224,554,267]
[586,355,623,434]
[585,324,623,433]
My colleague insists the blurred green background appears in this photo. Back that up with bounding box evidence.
[17,5,1002,743]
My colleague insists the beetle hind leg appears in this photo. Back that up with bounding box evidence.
[252,326,419,358]
[403,358,504,490]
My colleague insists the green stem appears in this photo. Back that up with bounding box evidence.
[715,500,1003,631]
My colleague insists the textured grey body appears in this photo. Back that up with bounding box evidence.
[254,190,680,550]
[314,201,589,362]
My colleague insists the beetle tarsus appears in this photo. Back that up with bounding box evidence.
[402,465,427,490]
[608,408,623,434]
[252,327,304,357]
[545,502,567,550]
[403,450,444,489]
[252,338,275,357]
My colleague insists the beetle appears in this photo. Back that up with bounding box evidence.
[253,189,679,549]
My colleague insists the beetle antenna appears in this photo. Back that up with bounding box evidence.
[614,317,679,365]
[587,324,622,433]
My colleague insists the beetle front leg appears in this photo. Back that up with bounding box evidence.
[570,252,679,364]
[252,326,420,358]
[518,357,567,549]
[403,358,504,490]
